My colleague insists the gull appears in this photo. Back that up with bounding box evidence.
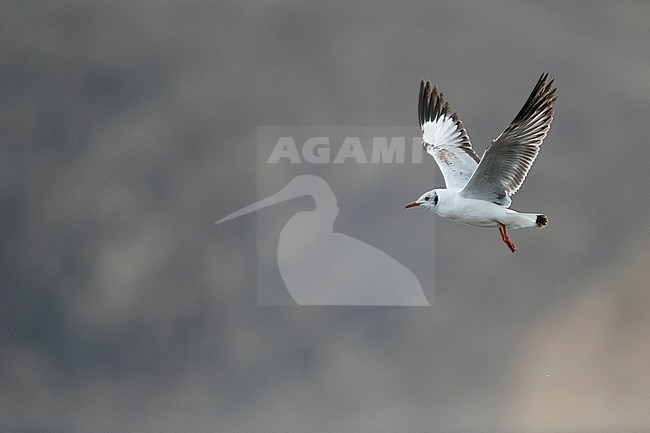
[405,73,557,252]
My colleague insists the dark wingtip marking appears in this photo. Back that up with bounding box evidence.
[510,73,558,127]
[536,214,549,228]
[418,80,448,128]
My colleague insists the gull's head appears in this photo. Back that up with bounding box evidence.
[405,189,439,211]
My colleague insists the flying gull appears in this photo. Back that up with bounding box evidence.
[405,73,557,252]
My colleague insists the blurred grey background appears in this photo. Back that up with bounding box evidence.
[2,1,650,432]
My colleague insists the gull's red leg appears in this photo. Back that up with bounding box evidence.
[499,224,516,253]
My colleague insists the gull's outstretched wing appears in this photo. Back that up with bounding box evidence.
[461,73,557,205]
[419,80,480,189]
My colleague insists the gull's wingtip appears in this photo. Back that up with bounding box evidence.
[538,72,556,91]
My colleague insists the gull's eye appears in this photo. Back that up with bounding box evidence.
[433,193,438,205]
[424,196,430,201]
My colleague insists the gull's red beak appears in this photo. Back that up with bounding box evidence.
[404,201,420,209]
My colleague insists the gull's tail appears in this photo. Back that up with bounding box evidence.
[535,214,548,228]
[513,212,548,229]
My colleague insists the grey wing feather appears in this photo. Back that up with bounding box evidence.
[460,73,557,206]
[419,80,480,189]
